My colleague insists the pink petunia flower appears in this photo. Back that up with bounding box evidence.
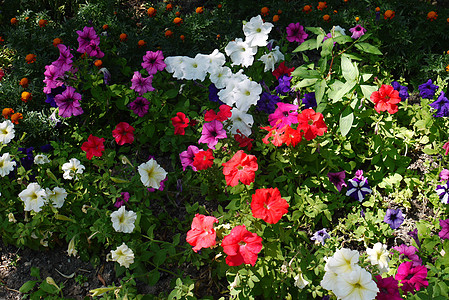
[395,261,428,294]
[186,214,218,253]
[180,145,200,171]
[268,102,299,129]
[76,26,100,54]
[129,97,150,117]
[54,86,84,118]
[141,50,166,75]
[130,71,155,95]
[198,120,227,149]
[375,275,402,300]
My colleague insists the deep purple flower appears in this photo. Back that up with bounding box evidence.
[275,75,292,95]
[148,177,167,192]
[43,64,64,94]
[179,145,200,171]
[114,192,130,208]
[440,169,449,181]
[45,85,66,107]
[40,144,53,153]
[384,208,404,229]
[436,181,449,204]
[142,50,166,75]
[198,120,227,149]
[349,24,366,39]
[392,244,422,266]
[439,219,449,239]
[301,92,317,109]
[310,228,330,245]
[327,170,347,192]
[429,91,449,117]
[286,22,308,43]
[391,81,409,101]
[129,97,150,117]
[130,71,155,95]
[256,92,280,114]
[345,178,372,202]
[18,147,34,170]
[268,102,299,129]
[408,228,421,248]
[418,79,438,99]
[375,275,402,300]
[54,86,84,118]
[76,26,100,54]
[208,83,222,103]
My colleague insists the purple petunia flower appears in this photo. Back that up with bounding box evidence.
[286,22,308,44]
[275,75,292,95]
[208,83,222,103]
[114,192,130,208]
[349,24,366,39]
[52,44,73,73]
[440,169,449,182]
[391,81,409,101]
[384,208,404,229]
[179,145,200,171]
[130,71,155,95]
[198,120,227,149]
[301,92,317,109]
[392,244,422,266]
[439,219,449,239]
[43,64,64,94]
[85,40,104,58]
[45,85,66,108]
[418,79,438,99]
[268,102,299,129]
[436,181,449,204]
[345,178,372,202]
[256,92,280,114]
[40,144,54,153]
[129,97,150,117]
[311,228,330,245]
[327,170,347,192]
[408,228,421,248]
[148,177,167,192]
[54,86,84,118]
[18,147,34,170]
[76,26,100,54]
[142,50,166,75]
[429,91,449,117]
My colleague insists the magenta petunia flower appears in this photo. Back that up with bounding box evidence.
[85,40,104,58]
[354,169,365,181]
[141,50,166,75]
[327,170,347,192]
[130,71,155,95]
[198,119,227,149]
[114,192,130,208]
[54,86,84,118]
[392,244,422,266]
[444,139,449,155]
[440,169,449,181]
[349,24,366,39]
[76,26,100,54]
[43,64,64,94]
[395,261,428,294]
[268,102,299,129]
[375,275,402,300]
[179,145,200,171]
[286,22,308,43]
[52,44,73,73]
[439,219,449,239]
[129,97,150,117]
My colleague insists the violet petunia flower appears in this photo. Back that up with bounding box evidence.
[18,147,34,170]
[275,75,292,95]
[256,92,280,114]
[436,181,449,204]
[52,44,73,73]
[43,64,64,94]
[268,102,299,129]
[384,208,404,229]
[327,170,347,192]
[349,24,366,39]
[301,92,317,109]
[114,192,130,208]
[408,228,421,248]
[439,169,449,181]
[345,178,372,202]
[142,50,166,75]
[429,91,449,117]
[76,26,100,54]
[45,85,65,107]
[179,145,200,171]
[198,120,227,149]
[208,83,223,104]
[85,40,104,58]
[310,228,330,245]
[129,97,150,117]
[286,22,308,44]
[392,244,422,266]
[148,177,167,192]
[439,219,449,239]
[418,79,438,99]
[130,71,155,95]
[391,81,409,101]
[54,86,84,118]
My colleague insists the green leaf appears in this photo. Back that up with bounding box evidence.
[154,250,167,266]
[339,107,354,137]
[355,42,382,55]
[164,89,178,99]
[320,38,334,57]
[291,67,321,78]
[19,281,37,293]
[314,79,327,106]
[333,35,353,45]
[331,80,356,102]
[148,269,161,286]
[341,56,358,83]
[274,175,287,182]
[360,85,378,100]
[31,266,40,279]
[305,27,326,35]
[293,78,318,89]
[293,39,316,52]
[316,34,325,50]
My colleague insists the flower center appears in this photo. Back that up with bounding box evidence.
[238,241,246,246]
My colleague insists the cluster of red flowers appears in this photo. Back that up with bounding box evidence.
[171,112,190,135]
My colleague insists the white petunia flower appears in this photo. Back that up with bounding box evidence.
[34,154,50,165]
[258,46,285,72]
[0,120,15,144]
[61,158,85,180]
[333,267,379,300]
[18,182,47,212]
[242,15,273,47]
[366,243,390,273]
[294,270,310,289]
[226,107,254,137]
[182,55,208,81]
[164,56,187,79]
[326,248,360,274]
[45,187,68,208]
[209,66,232,89]
[110,206,137,233]
[138,159,167,189]
[197,49,226,73]
[0,153,17,177]
[67,236,77,257]
[333,25,347,36]
[111,243,134,268]
[233,79,262,112]
[225,38,257,67]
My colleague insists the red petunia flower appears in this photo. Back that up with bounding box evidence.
[370,84,402,114]
[395,261,428,294]
[112,122,135,145]
[280,125,303,147]
[272,61,294,80]
[296,108,328,141]
[221,225,263,266]
[192,149,214,171]
[375,275,402,300]
[234,129,254,151]
[204,104,232,122]
[171,112,190,135]
[186,214,218,253]
[222,150,258,187]
[261,122,285,147]
[81,134,105,160]
[251,187,289,224]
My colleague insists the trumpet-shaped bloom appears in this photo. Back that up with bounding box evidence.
[54,86,84,118]
[45,187,67,208]
[225,38,257,67]
[222,150,258,187]
[131,71,155,95]
[268,102,299,129]
[112,122,135,145]
[272,61,294,80]
[439,219,449,239]
[392,244,422,266]
[179,145,200,171]
[243,15,273,47]
[221,225,263,266]
[76,26,100,54]
[418,79,438,99]
[436,182,449,204]
[349,24,366,39]
[375,275,401,300]
[346,178,372,202]
[186,214,218,252]
[110,206,137,233]
[34,154,50,165]
[311,228,330,245]
[114,192,130,208]
[204,105,232,122]
[111,243,134,268]
[370,84,401,114]
[0,153,16,177]
[138,159,167,189]
[294,271,310,289]
[209,66,232,89]
[391,81,409,101]
[286,22,308,43]
[257,92,280,114]
[259,46,285,72]
[81,134,105,160]
[333,267,379,300]
[192,149,214,171]
[62,158,85,180]
[326,248,360,274]
[327,171,347,192]
[171,112,189,135]
[198,120,227,149]
[384,208,404,229]
[296,109,328,140]
[43,64,64,94]
[233,79,262,112]
[227,107,254,136]
[366,243,390,273]
[129,97,150,117]
[181,55,208,81]
[141,50,166,75]
[429,91,449,117]
[19,182,47,212]
[251,187,289,224]
[395,261,428,294]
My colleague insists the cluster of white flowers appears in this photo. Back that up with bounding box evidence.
[0,120,15,144]
[321,248,379,300]
[18,182,68,212]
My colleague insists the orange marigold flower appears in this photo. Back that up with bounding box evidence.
[180,34,185,41]
[216,34,220,39]
[147,7,156,17]
[138,39,146,47]
[447,50,449,54]
[19,78,29,88]
[166,3,173,11]
[102,24,109,30]
[175,11,181,16]
[333,10,337,14]
[38,19,48,27]
[303,5,312,13]
[427,11,437,21]
[218,4,222,9]
[0,36,4,43]
[94,60,102,67]
[2,108,14,119]
[261,7,269,16]
[278,9,282,14]
[384,10,395,20]
[273,15,280,22]
[21,91,32,103]
[323,14,330,21]
[53,37,62,47]
[25,54,36,64]
[25,16,29,21]
[355,17,359,22]
[119,33,127,42]
[173,17,183,25]
[446,64,449,72]
[344,0,349,2]
[317,2,327,10]
[165,29,173,37]
[10,113,23,124]
[196,7,204,14]
[375,7,380,12]
[11,18,18,25]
